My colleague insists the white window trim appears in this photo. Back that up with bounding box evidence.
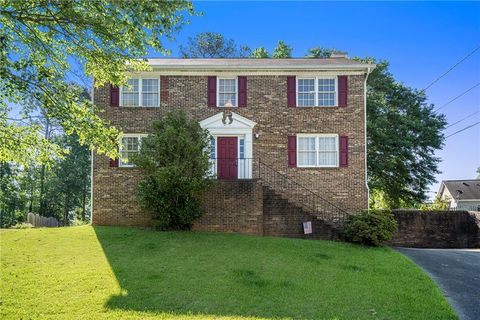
[217,77,238,107]
[119,134,148,168]
[297,134,339,168]
[296,76,337,107]
[119,77,161,107]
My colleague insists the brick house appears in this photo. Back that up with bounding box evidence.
[92,56,375,239]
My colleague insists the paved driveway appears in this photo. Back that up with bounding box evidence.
[396,248,480,320]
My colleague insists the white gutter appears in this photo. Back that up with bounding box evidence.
[90,80,94,225]
[364,67,372,209]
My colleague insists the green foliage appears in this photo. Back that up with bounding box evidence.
[133,111,213,230]
[344,209,398,246]
[361,59,446,208]
[1,1,195,164]
[418,196,450,211]
[251,47,270,58]
[272,40,292,58]
[305,47,338,58]
[477,166,480,179]
[179,32,250,58]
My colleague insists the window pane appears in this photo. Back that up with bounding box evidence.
[122,79,139,106]
[298,152,316,166]
[142,79,158,93]
[318,136,338,166]
[298,79,315,107]
[298,137,316,151]
[210,137,215,159]
[120,137,140,166]
[239,139,245,159]
[142,93,159,107]
[318,78,336,106]
[218,79,237,107]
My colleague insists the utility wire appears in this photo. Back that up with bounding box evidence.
[422,44,480,92]
[434,82,480,112]
[444,110,480,129]
[445,121,480,138]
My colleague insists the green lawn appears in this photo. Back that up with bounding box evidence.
[0,226,456,320]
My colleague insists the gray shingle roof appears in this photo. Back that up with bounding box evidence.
[441,179,480,200]
[146,58,375,71]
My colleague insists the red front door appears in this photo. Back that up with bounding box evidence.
[217,137,237,180]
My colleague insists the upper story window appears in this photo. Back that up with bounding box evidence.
[297,134,338,167]
[218,77,237,107]
[120,78,160,107]
[297,77,337,107]
[119,134,147,167]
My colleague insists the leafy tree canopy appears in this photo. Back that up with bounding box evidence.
[305,47,341,58]
[1,0,195,165]
[362,58,446,208]
[179,32,250,58]
[272,40,292,58]
[251,47,270,58]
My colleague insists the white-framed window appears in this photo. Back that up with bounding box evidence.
[120,78,160,107]
[217,77,238,107]
[119,134,147,167]
[297,77,337,107]
[297,134,338,167]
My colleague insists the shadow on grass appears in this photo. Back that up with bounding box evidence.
[93,226,347,319]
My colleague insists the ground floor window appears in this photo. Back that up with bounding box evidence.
[119,134,147,167]
[297,134,339,167]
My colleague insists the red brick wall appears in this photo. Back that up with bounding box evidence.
[92,74,367,227]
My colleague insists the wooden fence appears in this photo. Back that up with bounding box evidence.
[27,212,59,227]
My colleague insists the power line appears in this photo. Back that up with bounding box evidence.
[422,44,480,92]
[445,121,480,138]
[434,82,480,112]
[444,110,480,129]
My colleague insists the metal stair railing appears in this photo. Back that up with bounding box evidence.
[254,159,350,225]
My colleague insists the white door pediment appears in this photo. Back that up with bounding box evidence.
[199,111,256,130]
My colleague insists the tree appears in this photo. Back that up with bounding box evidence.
[133,112,212,230]
[272,40,292,58]
[363,59,446,208]
[179,32,250,58]
[0,163,26,227]
[305,47,339,58]
[1,1,195,165]
[251,47,270,58]
[477,166,480,179]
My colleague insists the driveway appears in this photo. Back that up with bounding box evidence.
[396,248,480,320]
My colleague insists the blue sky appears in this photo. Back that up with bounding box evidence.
[159,1,479,197]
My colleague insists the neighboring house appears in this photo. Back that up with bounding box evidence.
[91,56,375,237]
[438,179,480,211]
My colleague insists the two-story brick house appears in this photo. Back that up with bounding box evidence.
[92,56,375,239]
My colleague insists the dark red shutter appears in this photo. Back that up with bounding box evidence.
[110,85,119,107]
[338,76,348,107]
[288,135,297,167]
[287,76,296,107]
[207,76,217,107]
[238,76,247,107]
[339,135,348,167]
[109,158,119,167]
[160,76,169,104]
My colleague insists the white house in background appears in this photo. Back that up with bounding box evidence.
[437,179,480,211]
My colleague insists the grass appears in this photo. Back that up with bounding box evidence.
[0,226,456,320]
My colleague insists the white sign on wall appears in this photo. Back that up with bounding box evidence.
[303,221,312,234]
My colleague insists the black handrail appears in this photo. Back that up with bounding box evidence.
[209,157,349,223]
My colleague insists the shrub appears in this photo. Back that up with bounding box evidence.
[133,111,213,230]
[344,209,398,246]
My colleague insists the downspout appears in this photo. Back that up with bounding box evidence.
[364,67,371,210]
